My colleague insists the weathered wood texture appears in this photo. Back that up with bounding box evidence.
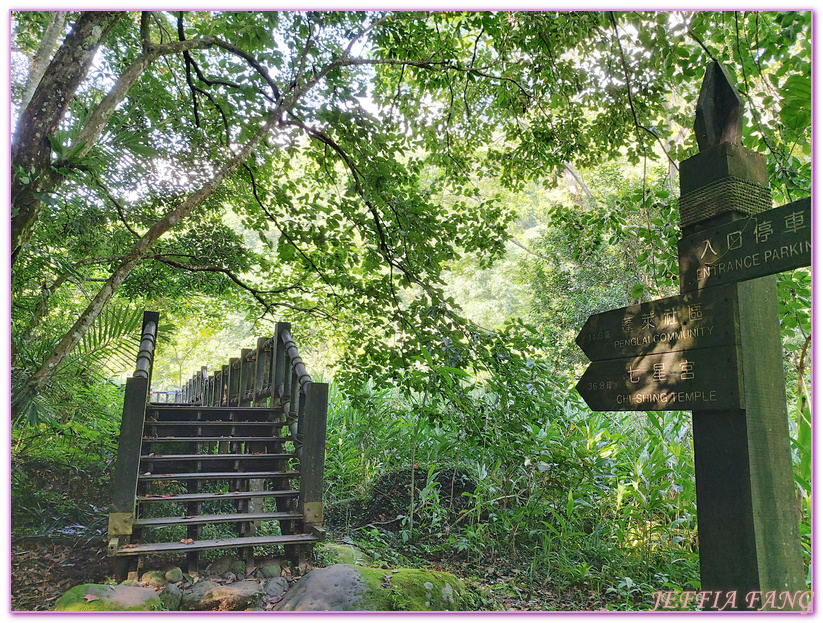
[576,344,741,412]
[678,197,811,291]
[679,63,804,610]
[109,311,159,517]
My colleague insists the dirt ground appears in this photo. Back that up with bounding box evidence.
[11,536,114,611]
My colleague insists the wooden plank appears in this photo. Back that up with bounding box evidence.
[134,511,300,527]
[143,436,289,444]
[140,453,294,460]
[148,406,283,415]
[138,470,299,481]
[145,420,285,427]
[576,287,736,361]
[113,533,319,556]
[678,197,810,292]
[138,489,298,503]
[576,345,742,412]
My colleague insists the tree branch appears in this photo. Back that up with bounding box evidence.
[19,10,67,111]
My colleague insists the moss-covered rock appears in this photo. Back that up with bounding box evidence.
[180,579,264,611]
[273,564,465,611]
[205,554,238,577]
[54,584,162,611]
[164,565,184,583]
[140,569,167,587]
[159,583,182,610]
[260,559,282,578]
[317,543,373,566]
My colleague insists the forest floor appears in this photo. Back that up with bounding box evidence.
[10,458,609,611]
[9,534,607,612]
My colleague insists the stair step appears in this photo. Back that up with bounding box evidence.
[143,436,290,443]
[134,511,300,527]
[145,421,285,427]
[138,489,299,503]
[113,533,319,556]
[138,470,299,481]
[148,406,283,418]
[141,453,293,460]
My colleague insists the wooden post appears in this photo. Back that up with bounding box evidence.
[108,310,158,580]
[254,338,269,407]
[299,381,328,530]
[678,62,804,609]
[239,349,253,406]
[227,358,239,406]
[273,322,291,407]
[220,365,229,406]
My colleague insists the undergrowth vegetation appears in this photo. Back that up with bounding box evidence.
[322,381,703,609]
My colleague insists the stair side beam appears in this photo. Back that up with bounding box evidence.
[108,375,149,548]
[299,381,328,531]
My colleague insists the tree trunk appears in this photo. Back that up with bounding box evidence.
[11,11,122,266]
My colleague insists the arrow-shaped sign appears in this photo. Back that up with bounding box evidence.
[576,345,742,412]
[576,288,737,362]
[678,197,811,292]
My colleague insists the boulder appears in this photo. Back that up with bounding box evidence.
[204,554,237,577]
[318,543,373,566]
[265,576,290,599]
[273,564,465,611]
[140,569,167,588]
[180,579,264,611]
[159,583,182,610]
[54,584,162,611]
[164,565,184,584]
[260,559,282,578]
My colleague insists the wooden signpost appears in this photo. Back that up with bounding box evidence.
[576,345,741,412]
[575,61,808,610]
[576,288,737,361]
[678,197,811,292]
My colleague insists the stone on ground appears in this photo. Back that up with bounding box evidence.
[54,584,162,611]
[140,569,167,587]
[265,576,290,599]
[159,583,182,610]
[164,565,184,583]
[180,579,264,611]
[260,558,283,578]
[318,543,373,566]
[273,564,465,611]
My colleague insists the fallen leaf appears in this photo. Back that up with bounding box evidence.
[180,538,194,544]
[83,594,99,602]
[160,495,172,498]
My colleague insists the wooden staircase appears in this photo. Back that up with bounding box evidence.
[107,313,327,580]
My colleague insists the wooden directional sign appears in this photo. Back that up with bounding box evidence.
[576,288,736,362]
[576,345,742,412]
[678,197,810,292]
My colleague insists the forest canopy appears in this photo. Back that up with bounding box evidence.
[10,10,810,411]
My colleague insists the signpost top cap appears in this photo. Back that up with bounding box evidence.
[694,61,744,151]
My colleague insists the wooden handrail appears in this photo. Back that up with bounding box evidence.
[133,312,159,382]
[185,322,328,530]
